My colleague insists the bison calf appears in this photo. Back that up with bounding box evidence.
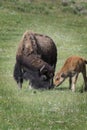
[54,56,87,92]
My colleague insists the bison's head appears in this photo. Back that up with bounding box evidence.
[39,65,54,81]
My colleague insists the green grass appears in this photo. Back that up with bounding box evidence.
[0,0,87,130]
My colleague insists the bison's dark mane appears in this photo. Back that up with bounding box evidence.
[14,64,51,89]
[13,62,23,84]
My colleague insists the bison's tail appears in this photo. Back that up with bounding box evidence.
[13,62,23,88]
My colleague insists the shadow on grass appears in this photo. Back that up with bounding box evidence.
[54,86,69,91]
[54,85,85,93]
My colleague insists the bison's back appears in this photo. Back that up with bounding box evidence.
[35,33,57,68]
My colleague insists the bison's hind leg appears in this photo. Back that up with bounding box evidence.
[13,62,23,89]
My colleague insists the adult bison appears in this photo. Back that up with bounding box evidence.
[13,31,57,89]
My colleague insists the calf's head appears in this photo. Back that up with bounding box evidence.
[54,72,66,86]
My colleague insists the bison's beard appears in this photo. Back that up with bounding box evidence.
[23,69,53,89]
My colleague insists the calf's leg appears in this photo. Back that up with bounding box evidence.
[69,77,72,90]
[71,73,78,92]
[82,66,87,91]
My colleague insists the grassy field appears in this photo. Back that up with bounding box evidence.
[0,0,87,130]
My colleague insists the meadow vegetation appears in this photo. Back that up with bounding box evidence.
[0,0,87,130]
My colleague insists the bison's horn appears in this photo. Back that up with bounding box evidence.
[40,65,46,73]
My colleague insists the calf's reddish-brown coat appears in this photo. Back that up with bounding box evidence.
[54,56,87,92]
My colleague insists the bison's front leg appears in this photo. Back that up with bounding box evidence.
[17,78,23,89]
[13,62,23,89]
[49,78,54,89]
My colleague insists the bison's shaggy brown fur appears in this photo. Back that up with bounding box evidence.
[17,31,57,68]
[14,31,57,89]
